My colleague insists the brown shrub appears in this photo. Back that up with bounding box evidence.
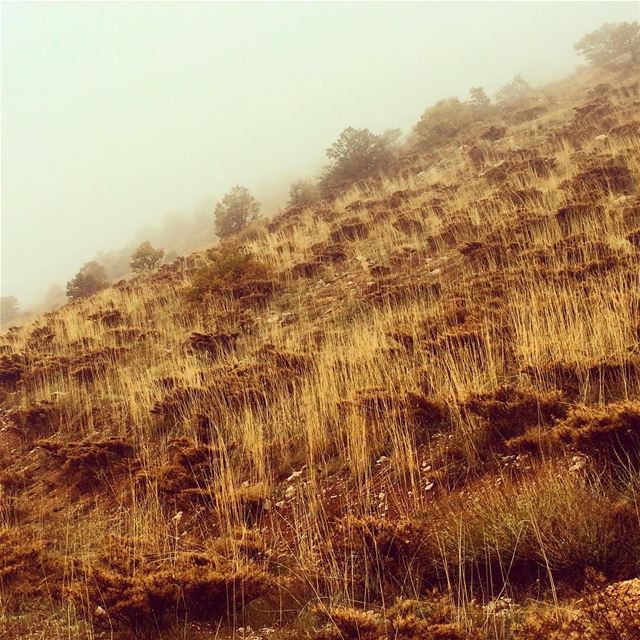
[329,217,369,242]
[312,597,473,640]
[311,241,349,264]
[188,331,239,359]
[609,121,640,139]
[340,388,449,442]
[8,400,61,440]
[68,545,273,633]
[233,482,270,525]
[150,356,302,428]
[0,353,26,388]
[515,576,640,640]
[467,145,485,169]
[510,402,640,462]
[344,199,365,213]
[87,308,124,327]
[387,189,413,208]
[512,105,547,124]
[312,606,381,640]
[365,276,439,307]
[26,325,55,351]
[512,610,565,640]
[627,229,640,248]
[562,164,635,196]
[566,578,640,640]
[0,526,64,608]
[23,347,130,387]
[462,385,567,447]
[481,156,554,185]
[481,124,506,141]
[392,216,424,235]
[388,328,417,349]
[435,465,640,589]
[210,361,302,408]
[329,516,434,597]
[458,241,484,256]
[150,385,211,425]
[257,343,314,374]
[555,202,604,232]
[406,392,449,430]
[140,438,235,509]
[37,437,137,494]
[291,260,324,278]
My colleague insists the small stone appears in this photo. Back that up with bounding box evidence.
[569,458,586,472]
[287,469,304,482]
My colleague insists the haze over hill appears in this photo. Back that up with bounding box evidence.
[2,1,638,310]
[1,1,640,634]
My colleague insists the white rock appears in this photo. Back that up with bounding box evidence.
[569,458,586,472]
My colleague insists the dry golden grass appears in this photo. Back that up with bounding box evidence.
[1,66,639,639]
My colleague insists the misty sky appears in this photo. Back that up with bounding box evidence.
[2,1,638,309]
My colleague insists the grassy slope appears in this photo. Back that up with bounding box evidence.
[1,65,640,639]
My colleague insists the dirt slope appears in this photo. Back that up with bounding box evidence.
[1,65,640,639]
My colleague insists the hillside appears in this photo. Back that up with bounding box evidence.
[1,65,640,639]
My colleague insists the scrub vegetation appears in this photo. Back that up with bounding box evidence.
[1,22,639,640]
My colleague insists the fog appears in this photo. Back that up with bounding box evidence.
[2,1,637,311]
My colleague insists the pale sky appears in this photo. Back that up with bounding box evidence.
[2,1,638,309]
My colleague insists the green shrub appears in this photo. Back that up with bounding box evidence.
[495,75,536,105]
[66,261,109,300]
[184,245,275,304]
[414,87,494,151]
[319,127,399,197]
[288,179,320,207]
[214,186,261,239]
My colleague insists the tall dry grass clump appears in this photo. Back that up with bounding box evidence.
[1,66,639,638]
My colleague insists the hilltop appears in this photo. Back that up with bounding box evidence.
[1,63,640,639]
